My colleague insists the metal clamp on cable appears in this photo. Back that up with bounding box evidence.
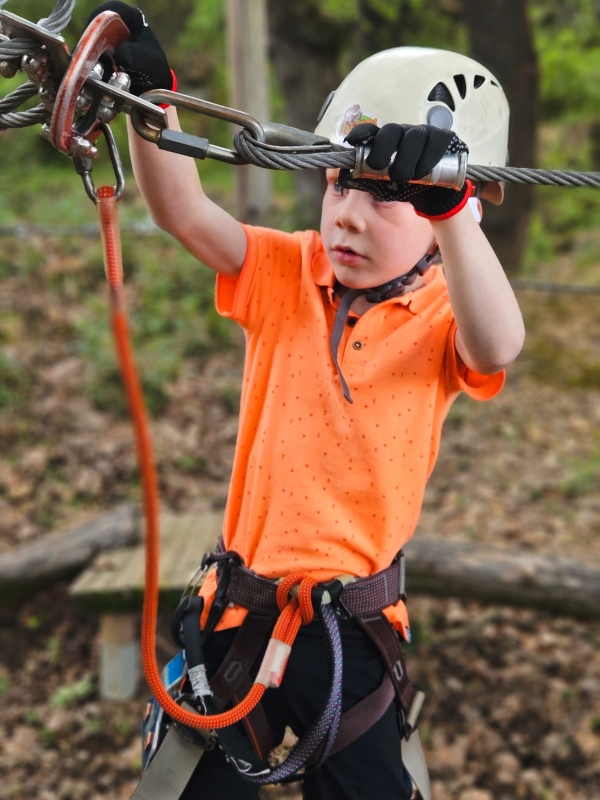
[351,143,468,191]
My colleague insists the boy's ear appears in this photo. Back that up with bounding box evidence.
[468,197,483,224]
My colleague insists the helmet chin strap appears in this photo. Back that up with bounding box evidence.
[330,243,439,404]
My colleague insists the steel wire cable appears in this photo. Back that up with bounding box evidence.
[233,130,600,189]
[0,0,75,129]
[467,165,600,188]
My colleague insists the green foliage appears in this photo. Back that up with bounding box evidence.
[0,354,31,409]
[561,447,600,499]
[75,236,235,417]
[531,0,600,121]
[0,672,10,694]
[50,675,94,708]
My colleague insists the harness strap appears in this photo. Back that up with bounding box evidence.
[355,612,422,736]
[209,612,275,762]
[328,671,395,757]
[131,704,212,800]
[209,612,275,706]
[234,675,273,762]
[225,554,406,618]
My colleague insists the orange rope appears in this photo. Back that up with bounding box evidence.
[97,186,316,729]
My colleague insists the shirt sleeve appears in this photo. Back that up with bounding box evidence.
[444,321,505,401]
[215,224,303,330]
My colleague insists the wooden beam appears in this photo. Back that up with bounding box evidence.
[70,511,223,613]
[0,505,138,604]
[404,536,600,620]
[225,0,272,223]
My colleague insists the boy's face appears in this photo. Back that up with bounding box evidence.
[321,170,436,290]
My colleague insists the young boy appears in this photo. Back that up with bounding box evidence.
[90,4,525,798]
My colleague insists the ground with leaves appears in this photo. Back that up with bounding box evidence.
[0,235,600,800]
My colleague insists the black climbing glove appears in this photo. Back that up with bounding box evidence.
[86,2,175,96]
[341,122,470,220]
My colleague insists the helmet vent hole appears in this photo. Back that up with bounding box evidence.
[491,80,499,87]
[453,74,467,99]
[427,82,455,111]
[474,75,486,89]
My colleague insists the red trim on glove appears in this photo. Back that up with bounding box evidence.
[158,70,177,109]
[416,180,474,222]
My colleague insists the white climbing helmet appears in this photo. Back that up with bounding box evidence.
[315,47,510,204]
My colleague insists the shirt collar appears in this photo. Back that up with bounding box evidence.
[311,244,446,314]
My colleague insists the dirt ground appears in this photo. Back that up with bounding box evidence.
[1,239,600,799]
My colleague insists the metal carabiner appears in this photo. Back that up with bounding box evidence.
[131,89,266,165]
[73,122,125,204]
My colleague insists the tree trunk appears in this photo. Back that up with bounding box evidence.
[267,1,349,229]
[404,536,600,620]
[464,0,539,274]
[0,505,138,604]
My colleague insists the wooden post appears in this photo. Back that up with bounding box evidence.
[99,614,140,700]
[225,0,273,223]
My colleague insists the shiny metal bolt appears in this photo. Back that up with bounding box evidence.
[0,59,19,79]
[38,79,57,110]
[69,135,98,159]
[76,86,95,112]
[40,123,53,142]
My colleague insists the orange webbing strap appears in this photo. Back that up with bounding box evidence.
[96,186,315,729]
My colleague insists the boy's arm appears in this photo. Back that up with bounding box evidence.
[128,107,247,277]
[431,205,525,375]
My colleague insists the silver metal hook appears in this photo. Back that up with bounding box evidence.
[73,122,125,204]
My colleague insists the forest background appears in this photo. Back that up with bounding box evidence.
[1,2,600,800]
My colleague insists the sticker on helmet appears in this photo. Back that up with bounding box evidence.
[336,105,380,143]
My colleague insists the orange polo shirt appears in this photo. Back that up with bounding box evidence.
[200,225,504,638]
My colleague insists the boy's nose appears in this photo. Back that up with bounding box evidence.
[335,190,368,233]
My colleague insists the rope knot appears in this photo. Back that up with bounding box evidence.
[276,574,317,624]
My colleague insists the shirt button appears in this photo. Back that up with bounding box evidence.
[347,317,358,327]
[352,341,363,350]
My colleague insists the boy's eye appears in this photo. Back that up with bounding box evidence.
[333,180,347,196]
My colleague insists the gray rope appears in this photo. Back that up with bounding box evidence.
[0,0,75,129]
[233,130,600,189]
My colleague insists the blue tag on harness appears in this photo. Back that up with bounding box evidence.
[141,650,187,771]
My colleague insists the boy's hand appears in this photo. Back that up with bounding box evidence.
[85,2,175,96]
[342,122,471,220]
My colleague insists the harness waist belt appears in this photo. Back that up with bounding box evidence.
[225,554,406,618]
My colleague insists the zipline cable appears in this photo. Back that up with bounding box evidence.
[232,129,600,189]
[0,0,75,130]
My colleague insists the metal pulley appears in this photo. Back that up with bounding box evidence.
[0,8,166,157]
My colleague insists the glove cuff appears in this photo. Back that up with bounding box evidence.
[157,70,178,109]
[415,180,473,221]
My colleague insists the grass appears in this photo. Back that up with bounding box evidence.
[50,675,94,709]
[561,449,600,499]
[73,234,238,417]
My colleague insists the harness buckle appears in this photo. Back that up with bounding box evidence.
[317,574,355,618]
[201,552,241,642]
[400,685,426,741]
[398,551,407,603]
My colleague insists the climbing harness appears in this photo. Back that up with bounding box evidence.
[4,3,600,798]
